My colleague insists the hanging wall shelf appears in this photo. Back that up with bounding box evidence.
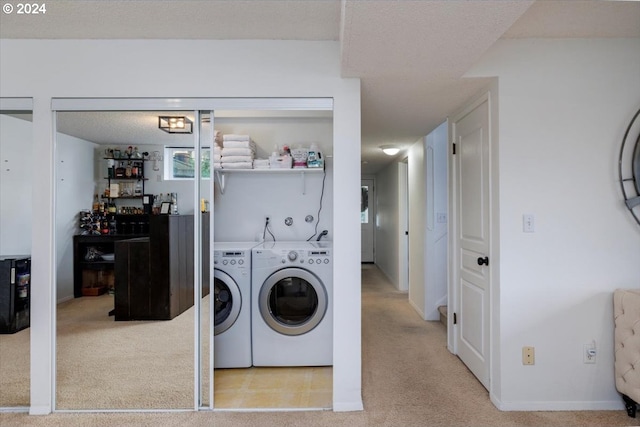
[214,168,324,195]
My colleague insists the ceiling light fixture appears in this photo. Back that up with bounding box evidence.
[159,116,193,134]
[380,145,400,156]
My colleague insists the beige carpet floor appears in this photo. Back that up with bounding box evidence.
[0,327,29,407]
[1,264,637,426]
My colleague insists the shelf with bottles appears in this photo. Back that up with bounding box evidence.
[104,180,145,201]
[103,149,148,203]
[105,158,147,179]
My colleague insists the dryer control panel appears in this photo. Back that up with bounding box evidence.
[278,249,331,266]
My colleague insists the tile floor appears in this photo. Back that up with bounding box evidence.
[213,366,332,409]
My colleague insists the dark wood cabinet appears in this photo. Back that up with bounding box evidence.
[114,238,151,320]
[73,233,147,298]
[75,213,211,321]
[149,214,194,319]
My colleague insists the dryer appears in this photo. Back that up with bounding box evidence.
[251,241,332,366]
[212,242,255,368]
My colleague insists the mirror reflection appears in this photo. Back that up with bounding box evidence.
[0,109,33,408]
[55,111,196,409]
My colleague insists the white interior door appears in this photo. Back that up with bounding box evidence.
[361,179,374,263]
[453,98,491,390]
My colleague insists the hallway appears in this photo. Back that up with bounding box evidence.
[0,264,634,426]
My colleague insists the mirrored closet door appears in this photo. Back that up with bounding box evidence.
[54,109,199,410]
[0,98,33,409]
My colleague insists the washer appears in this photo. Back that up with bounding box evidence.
[212,242,255,368]
[251,241,332,366]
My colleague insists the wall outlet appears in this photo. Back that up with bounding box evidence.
[523,214,535,233]
[522,346,535,365]
[584,343,596,364]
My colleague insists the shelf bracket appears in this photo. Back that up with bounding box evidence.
[215,170,225,195]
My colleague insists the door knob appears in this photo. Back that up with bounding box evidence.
[477,256,489,266]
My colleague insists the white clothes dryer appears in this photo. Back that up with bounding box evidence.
[212,242,255,368]
[251,241,332,367]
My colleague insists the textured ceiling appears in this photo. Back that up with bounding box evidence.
[2,0,638,174]
[0,1,341,40]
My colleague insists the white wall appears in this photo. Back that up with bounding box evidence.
[374,161,401,287]
[56,134,97,302]
[0,115,33,256]
[407,138,427,317]
[0,39,362,414]
[213,167,332,242]
[424,121,448,320]
[466,38,640,410]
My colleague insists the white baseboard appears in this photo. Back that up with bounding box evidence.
[408,298,426,319]
[29,405,52,415]
[0,407,29,413]
[57,295,74,304]
[332,400,364,412]
[491,393,625,411]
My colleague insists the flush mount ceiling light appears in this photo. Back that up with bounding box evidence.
[158,116,193,134]
[380,145,400,156]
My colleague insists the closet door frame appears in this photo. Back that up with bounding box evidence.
[47,97,332,413]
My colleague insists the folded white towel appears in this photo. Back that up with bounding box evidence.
[213,154,221,162]
[221,162,253,169]
[223,134,251,142]
[221,155,254,163]
[223,140,255,149]
[213,146,221,154]
[213,162,222,169]
[222,147,254,157]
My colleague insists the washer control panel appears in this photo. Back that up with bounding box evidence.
[214,250,248,267]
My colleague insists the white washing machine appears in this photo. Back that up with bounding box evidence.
[251,241,332,367]
[212,242,255,368]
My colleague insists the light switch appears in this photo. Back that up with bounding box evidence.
[523,214,535,233]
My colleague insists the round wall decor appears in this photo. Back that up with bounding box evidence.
[619,108,640,226]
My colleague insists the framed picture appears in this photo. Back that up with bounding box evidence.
[160,202,171,215]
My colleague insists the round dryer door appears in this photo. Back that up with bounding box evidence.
[259,267,327,336]
[213,269,242,335]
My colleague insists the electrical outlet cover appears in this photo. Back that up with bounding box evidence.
[522,346,535,365]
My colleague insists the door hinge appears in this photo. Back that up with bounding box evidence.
[452,143,456,155]
[453,312,457,325]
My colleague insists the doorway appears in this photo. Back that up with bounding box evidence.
[361,179,375,263]
[398,160,409,292]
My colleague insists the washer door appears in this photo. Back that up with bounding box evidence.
[259,267,327,336]
[214,269,242,336]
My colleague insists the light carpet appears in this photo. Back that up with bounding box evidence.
[0,264,636,426]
